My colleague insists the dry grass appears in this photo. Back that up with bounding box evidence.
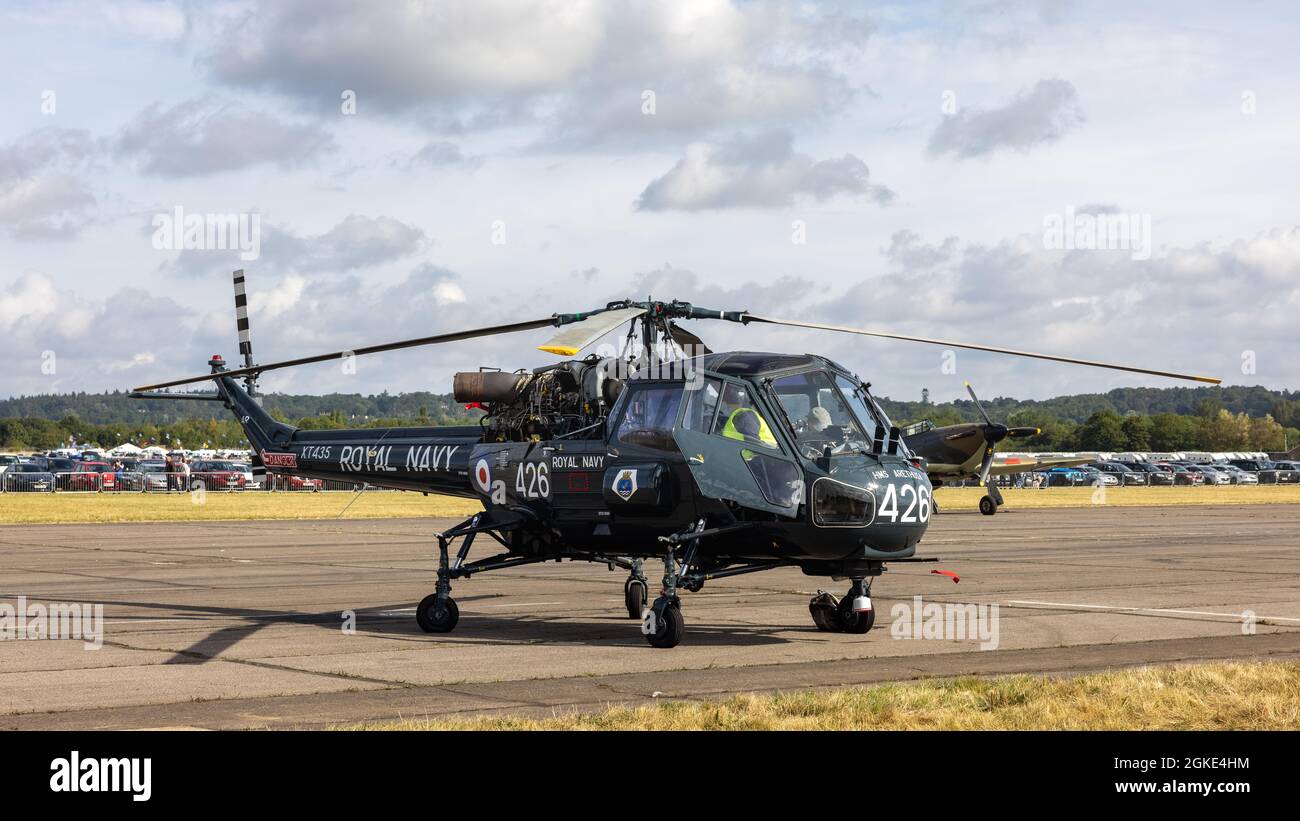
[349,661,1300,730]
[936,484,1300,510]
[0,490,481,524]
[1,483,1295,525]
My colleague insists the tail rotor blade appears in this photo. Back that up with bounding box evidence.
[232,269,253,366]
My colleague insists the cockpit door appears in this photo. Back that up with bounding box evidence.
[672,377,803,517]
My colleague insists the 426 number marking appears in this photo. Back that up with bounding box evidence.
[514,461,551,500]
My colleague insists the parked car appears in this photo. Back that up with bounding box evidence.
[1212,463,1259,485]
[1226,458,1281,483]
[1182,464,1231,485]
[1272,461,1300,484]
[190,460,248,491]
[1118,461,1175,486]
[1035,467,1086,486]
[3,462,55,492]
[1090,461,1148,486]
[274,475,324,492]
[138,461,171,492]
[59,461,116,492]
[1155,463,1203,485]
[1077,466,1119,486]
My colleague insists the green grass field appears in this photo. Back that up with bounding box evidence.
[0,484,1297,525]
[348,661,1300,730]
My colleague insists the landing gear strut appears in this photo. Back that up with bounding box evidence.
[624,558,648,619]
[643,546,689,648]
[980,483,1005,516]
[808,578,875,633]
[417,530,460,633]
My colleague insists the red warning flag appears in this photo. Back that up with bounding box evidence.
[930,569,960,584]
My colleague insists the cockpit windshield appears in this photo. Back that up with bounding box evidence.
[834,375,891,431]
[769,371,873,458]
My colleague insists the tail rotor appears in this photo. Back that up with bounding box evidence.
[232,268,261,404]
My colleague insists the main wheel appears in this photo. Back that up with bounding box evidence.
[644,601,684,648]
[836,596,875,634]
[624,578,647,619]
[416,594,459,633]
[979,495,997,516]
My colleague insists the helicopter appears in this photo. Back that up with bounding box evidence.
[131,269,1219,648]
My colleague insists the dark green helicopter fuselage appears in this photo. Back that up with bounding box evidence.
[213,352,930,575]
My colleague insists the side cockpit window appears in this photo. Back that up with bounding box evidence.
[683,378,780,450]
[715,381,779,449]
[615,384,684,451]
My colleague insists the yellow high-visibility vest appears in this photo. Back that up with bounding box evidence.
[721,408,777,448]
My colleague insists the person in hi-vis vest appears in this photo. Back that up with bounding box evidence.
[721,407,777,448]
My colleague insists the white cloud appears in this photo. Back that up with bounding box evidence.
[114,97,336,177]
[636,131,890,211]
[927,79,1085,159]
[198,0,872,147]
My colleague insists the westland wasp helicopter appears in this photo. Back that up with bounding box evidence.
[132,270,1219,648]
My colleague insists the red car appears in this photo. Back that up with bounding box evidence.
[272,475,324,492]
[190,460,248,491]
[65,461,115,492]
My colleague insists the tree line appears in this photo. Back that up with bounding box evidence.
[2,385,1298,453]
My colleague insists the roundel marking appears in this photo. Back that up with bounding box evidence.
[474,458,492,492]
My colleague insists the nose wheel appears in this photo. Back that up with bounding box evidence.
[809,580,875,633]
[642,598,684,648]
[416,593,459,633]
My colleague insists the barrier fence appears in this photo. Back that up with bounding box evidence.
[3,469,1296,494]
[0,472,379,493]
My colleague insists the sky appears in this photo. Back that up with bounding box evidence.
[1,0,1297,404]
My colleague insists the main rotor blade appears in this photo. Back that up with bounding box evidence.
[742,315,1221,384]
[667,321,712,355]
[132,316,559,392]
[964,380,993,426]
[537,307,646,356]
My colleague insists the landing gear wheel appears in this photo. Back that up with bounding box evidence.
[644,600,684,648]
[416,594,459,633]
[979,495,997,516]
[809,591,840,631]
[836,596,875,634]
[624,578,648,619]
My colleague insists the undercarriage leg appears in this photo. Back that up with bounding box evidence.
[416,532,460,633]
[981,482,1004,516]
[623,558,648,619]
[643,548,685,648]
[809,577,876,634]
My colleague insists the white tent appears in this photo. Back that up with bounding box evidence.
[108,443,144,457]
[142,446,168,457]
